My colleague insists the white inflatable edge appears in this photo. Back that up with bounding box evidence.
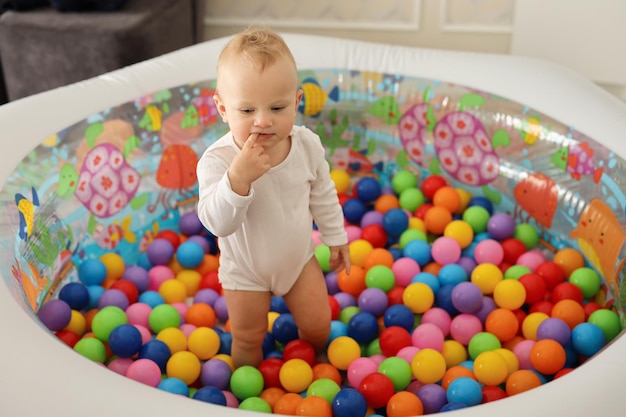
[1,33,625,417]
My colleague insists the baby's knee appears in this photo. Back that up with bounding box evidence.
[232,326,267,349]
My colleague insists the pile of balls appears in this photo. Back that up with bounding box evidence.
[36,168,622,417]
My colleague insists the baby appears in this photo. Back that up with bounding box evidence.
[196,27,351,367]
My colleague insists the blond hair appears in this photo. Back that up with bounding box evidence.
[216,27,297,88]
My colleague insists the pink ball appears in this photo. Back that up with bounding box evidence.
[126,302,152,328]
[108,357,133,375]
[431,236,461,265]
[516,249,546,272]
[411,323,445,350]
[347,357,379,388]
[369,354,386,365]
[473,239,504,265]
[125,358,162,387]
[148,265,175,291]
[179,323,197,337]
[345,225,362,243]
[171,302,189,320]
[134,324,152,344]
[513,339,536,370]
[392,257,421,287]
[312,230,322,246]
[397,346,420,363]
[223,390,240,408]
[421,307,452,336]
[449,313,483,345]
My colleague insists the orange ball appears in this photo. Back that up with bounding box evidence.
[553,248,584,278]
[364,248,395,270]
[185,302,216,328]
[530,339,566,375]
[375,194,400,214]
[433,186,461,214]
[260,387,286,411]
[295,395,332,417]
[423,205,453,235]
[195,254,220,275]
[422,262,443,276]
[337,265,366,298]
[505,369,542,396]
[551,299,586,330]
[441,365,476,390]
[485,308,519,342]
[386,391,424,417]
[273,392,303,415]
[312,363,342,386]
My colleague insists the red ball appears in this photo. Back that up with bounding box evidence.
[518,273,547,304]
[551,282,584,304]
[535,261,566,290]
[56,330,80,348]
[387,286,405,306]
[338,193,352,206]
[583,301,603,319]
[156,229,181,249]
[529,300,554,316]
[379,326,412,357]
[421,175,448,201]
[512,308,527,335]
[500,238,527,264]
[482,385,508,403]
[258,357,285,388]
[199,271,222,293]
[361,224,388,248]
[283,339,316,366]
[359,372,395,409]
[109,279,139,304]
[413,203,433,220]
[328,295,341,321]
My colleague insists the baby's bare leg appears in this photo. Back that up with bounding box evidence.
[222,289,272,368]
[283,256,331,353]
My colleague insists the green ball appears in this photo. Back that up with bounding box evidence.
[238,396,272,413]
[588,309,622,342]
[307,378,341,404]
[514,223,539,250]
[399,228,427,249]
[74,337,107,363]
[378,356,413,391]
[468,332,501,359]
[365,337,382,356]
[392,170,418,195]
[569,267,601,298]
[504,265,531,280]
[230,366,264,400]
[365,265,396,292]
[462,206,491,234]
[339,306,361,325]
[399,188,425,213]
[148,304,181,334]
[91,306,128,342]
[315,243,331,272]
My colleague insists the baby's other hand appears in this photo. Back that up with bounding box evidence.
[329,244,351,275]
[228,133,271,195]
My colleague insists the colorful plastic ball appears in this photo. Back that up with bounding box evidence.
[356,176,382,203]
[402,282,434,314]
[462,205,490,234]
[175,241,205,269]
[239,397,272,413]
[414,384,446,414]
[493,279,526,310]
[328,336,361,370]
[382,208,409,236]
[193,386,227,406]
[435,284,460,316]
[411,323,445,351]
[386,390,424,417]
[473,351,509,386]
[348,311,379,344]
[73,337,107,363]
[332,388,368,417]
[551,299,585,330]
[330,169,352,194]
[518,273,546,304]
[272,313,299,345]
[517,250,546,273]
[346,356,379,388]
[450,282,483,314]
[468,332,501,359]
[568,267,601,299]
[571,322,606,357]
[529,339,566,375]
[485,308,519,343]
[358,372,395,409]
[446,376,482,406]
[392,170,419,195]
[443,220,474,249]
[147,238,175,266]
[513,223,539,250]
[97,288,129,310]
[258,357,284,388]
[179,212,204,236]
[279,358,313,393]
[343,198,369,224]
[486,212,516,240]
[472,239,503,266]
[379,326,412,357]
[126,358,162,387]
[108,323,142,358]
[482,385,508,403]
[411,348,446,384]
[294,395,332,416]
[588,309,621,342]
[449,313,482,345]
[91,305,128,342]
[403,239,432,267]
[467,195,493,215]
[553,248,585,278]
[158,377,189,396]
[470,263,503,294]
[431,236,461,265]
[187,327,220,360]
[148,304,181,334]
[307,378,341,404]
[38,299,72,331]
[438,263,468,286]
[78,258,108,286]
[505,369,542,396]
[110,279,139,305]
[349,240,375,268]
[423,205,453,235]
[283,339,316,365]
[536,317,571,346]
[383,304,416,332]
[364,265,395,293]
[357,287,389,317]
[230,365,265,399]
[139,339,172,372]
[360,224,388,249]
[58,282,90,311]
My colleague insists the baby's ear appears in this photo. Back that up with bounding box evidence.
[213,93,228,123]
[295,88,304,110]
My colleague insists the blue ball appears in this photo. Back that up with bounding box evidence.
[356,177,382,203]
[343,198,368,224]
[218,331,232,355]
[382,208,409,236]
[440,402,468,412]
[137,290,165,308]
[411,272,440,293]
[403,239,432,267]
[176,241,205,269]
[136,252,153,270]
[329,320,349,343]
[388,247,404,261]
[262,332,277,356]
[193,386,227,405]
[158,377,189,396]
[571,322,606,356]
[446,376,482,406]
[383,304,415,332]
[59,282,90,311]
[435,284,460,316]
[468,196,493,215]
[78,258,107,286]
[139,339,171,372]
[272,313,299,345]
[85,285,106,311]
[332,388,368,417]
[270,296,289,313]
[347,311,379,344]
[108,324,142,358]
[438,264,468,286]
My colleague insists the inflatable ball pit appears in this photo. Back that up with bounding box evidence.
[1,34,625,417]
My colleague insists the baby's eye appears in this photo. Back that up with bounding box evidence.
[272,106,286,112]
[240,109,254,114]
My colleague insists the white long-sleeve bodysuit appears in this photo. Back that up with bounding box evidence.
[196,125,347,296]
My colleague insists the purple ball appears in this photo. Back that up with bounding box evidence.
[201,358,232,389]
[474,296,497,324]
[487,212,516,240]
[333,292,357,310]
[451,282,483,313]
[357,287,388,316]
[146,238,175,266]
[179,212,204,236]
[194,288,220,307]
[186,235,210,254]
[456,257,477,277]
[360,210,383,228]
[213,296,229,323]
[122,266,150,293]
[537,317,572,346]
[417,383,447,414]
[325,271,340,295]
[98,289,130,310]
[38,299,72,331]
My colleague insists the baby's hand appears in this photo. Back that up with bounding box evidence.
[228,133,271,195]
[329,244,351,275]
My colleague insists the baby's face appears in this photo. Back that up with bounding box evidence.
[214,55,302,150]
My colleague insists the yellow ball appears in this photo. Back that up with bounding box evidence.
[494,348,519,377]
[455,187,473,214]
[522,312,550,340]
[330,169,351,194]
[493,279,527,310]
[411,348,446,384]
[100,252,125,281]
[441,339,468,368]
[158,278,188,304]
[471,263,503,294]
[402,283,434,314]
[176,269,202,297]
[156,327,188,354]
[327,336,361,370]
[443,220,474,249]
[349,239,374,268]
[268,311,280,332]
[408,217,426,233]
[63,309,87,336]
[166,350,201,385]
[187,327,220,360]
[279,358,313,393]
[213,354,235,371]
[473,351,509,386]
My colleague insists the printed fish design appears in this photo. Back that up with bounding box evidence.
[139,105,163,131]
[298,78,339,117]
[513,173,558,228]
[551,141,603,183]
[192,89,218,126]
[15,187,39,241]
[370,96,401,124]
[93,216,136,250]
